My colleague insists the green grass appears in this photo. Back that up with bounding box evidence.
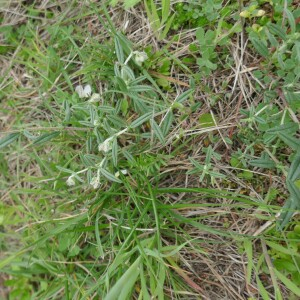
[0,0,300,299]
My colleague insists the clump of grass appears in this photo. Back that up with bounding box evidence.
[1,0,300,299]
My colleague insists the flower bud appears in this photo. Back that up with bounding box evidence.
[240,10,250,18]
[66,176,75,186]
[133,51,148,66]
[89,93,101,103]
[256,10,265,17]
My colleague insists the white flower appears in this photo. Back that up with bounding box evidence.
[89,93,101,103]
[98,138,113,153]
[66,176,75,186]
[75,84,92,98]
[90,176,101,189]
[133,51,148,66]
[115,169,128,177]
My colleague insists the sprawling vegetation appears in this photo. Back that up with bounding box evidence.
[0,0,299,299]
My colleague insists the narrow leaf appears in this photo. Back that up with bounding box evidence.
[287,153,300,182]
[244,239,253,284]
[130,112,152,128]
[251,38,269,57]
[161,0,170,24]
[128,85,153,93]
[161,111,174,136]
[112,138,118,167]
[100,168,122,183]
[114,36,124,64]
[256,273,270,300]
[161,14,175,40]
[175,88,194,103]
[277,198,297,230]
[266,240,300,257]
[267,123,298,134]
[249,153,276,169]
[274,269,300,296]
[104,257,141,300]
[284,8,296,34]
[151,119,165,144]
[278,132,300,151]
[268,23,287,40]
[33,131,60,145]
[0,133,20,149]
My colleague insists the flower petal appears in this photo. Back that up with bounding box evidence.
[83,85,92,97]
[75,85,84,98]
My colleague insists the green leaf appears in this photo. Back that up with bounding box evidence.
[68,245,80,257]
[56,166,74,174]
[196,28,205,43]
[95,211,104,258]
[284,8,296,33]
[244,239,253,284]
[112,138,118,167]
[130,112,152,128]
[144,0,160,32]
[256,273,270,300]
[100,168,122,183]
[110,0,118,6]
[277,198,298,230]
[151,119,165,145]
[278,132,300,151]
[266,240,300,257]
[266,30,279,47]
[104,256,141,300]
[249,153,276,169]
[175,88,194,103]
[124,0,142,9]
[267,123,298,134]
[115,36,124,64]
[121,65,135,81]
[268,23,286,40]
[115,76,128,92]
[274,269,300,297]
[140,266,151,300]
[23,130,37,140]
[199,113,215,128]
[0,133,20,149]
[33,131,60,145]
[120,98,129,116]
[288,154,300,182]
[161,0,170,24]
[161,111,174,136]
[250,38,269,57]
[128,85,153,93]
[160,13,175,40]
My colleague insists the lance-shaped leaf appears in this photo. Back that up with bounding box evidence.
[249,152,276,169]
[130,112,152,128]
[33,131,60,145]
[100,168,122,183]
[0,133,20,149]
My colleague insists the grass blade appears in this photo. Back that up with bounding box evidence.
[104,256,141,300]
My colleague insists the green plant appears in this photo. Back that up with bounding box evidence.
[172,0,231,30]
[1,0,300,298]
[144,0,175,40]
[187,146,226,184]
